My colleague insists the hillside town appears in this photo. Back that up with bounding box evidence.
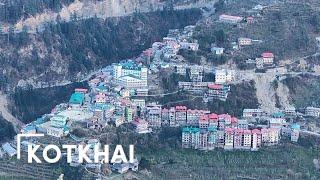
[0,21,319,177]
[0,0,320,179]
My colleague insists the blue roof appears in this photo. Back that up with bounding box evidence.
[291,124,300,130]
[272,112,285,118]
[69,92,85,104]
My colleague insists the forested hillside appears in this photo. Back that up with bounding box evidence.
[0,9,202,91]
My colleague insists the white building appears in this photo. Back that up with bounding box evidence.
[211,47,224,55]
[238,38,252,46]
[243,109,263,118]
[113,60,148,89]
[305,107,320,117]
[190,65,204,82]
[180,42,199,51]
[219,14,243,24]
[215,69,236,84]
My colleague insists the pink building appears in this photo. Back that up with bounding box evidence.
[261,52,274,64]
[243,130,252,149]
[199,115,209,129]
[234,128,244,149]
[251,129,262,151]
[224,128,234,150]
[176,106,188,126]
[208,113,218,128]
[95,93,106,103]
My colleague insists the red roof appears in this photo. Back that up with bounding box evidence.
[235,128,244,133]
[244,130,252,134]
[231,117,238,124]
[199,115,209,121]
[162,108,169,112]
[208,113,218,119]
[225,128,233,133]
[262,52,274,58]
[208,84,223,90]
[176,106,187,111]
[252,129,261,134]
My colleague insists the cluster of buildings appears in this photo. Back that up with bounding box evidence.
[182,108,302,151]
[113,60,148,90]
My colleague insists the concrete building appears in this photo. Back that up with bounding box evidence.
[113,60,148,89]
[224,128,234,150]
[234,128,244,149]
[161,108,170,126]
[238,38,252,46]
[219,14,243,24]
[243,130,252,150]
[305,107,320,117]
[50,115,68,128]
[132,119,150,134]
[211,47,224,55]
[207,84,231,101]
[290,124,300,142]
[146,106,162,127]
[242,109,263,118]
[199,115,209,129]
[261,52,274,65]
[180,42,199,51]
[176,106,187,126]
[261,128,280,146]
[182,127,200,149]
[251,129,262,151]
[187,109,204,126]
[169,107,177,127]
[215,69,235,84]
[190,65,204,82]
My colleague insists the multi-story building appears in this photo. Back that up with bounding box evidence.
[113,60,148,89]
[219,114,232,128]
[146,106,162,127]
[199,130,208,149]
[169,107,177,127]
[290,124,300,142]
[208,113,219,128]
[187,109,204,126]
[182,127,200,149]
[215,69,236,84]
[224,128,234,150]
[234,128,244,149]
[261,52,274,65]
[176,65,187,75]
[161,108,169,126]
[208,126,217,150]
[268,118,286,129]
[216,130,225,148]
[238,38,252,46]
[207,84,231,101]
[190,65,204,82]
[199,115,209,129]
[125,107,134,123]
[50,115,68,128]
[132,119,150,134]
[219,14,243,24]
[243,130,252,150]
[237,119,248,130]
[176,106,187,126]
[242,109,263,118]
[251,129,262,151]
[305,106,320,117]
[261,128,280,146]
[180,42,199,51]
